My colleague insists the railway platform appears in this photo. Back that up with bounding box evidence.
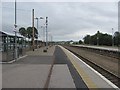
[60,46,119,89]
[2,46,55,88]
[2,45,119,89]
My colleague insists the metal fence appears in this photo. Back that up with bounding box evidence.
[2,43,26,62]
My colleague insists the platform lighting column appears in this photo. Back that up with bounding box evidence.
[46,17,48,49]
[32,9,35,51]
[14,0,18,60]
[34,17,44,49]
[41,25,45,43]
[34,17,38,49]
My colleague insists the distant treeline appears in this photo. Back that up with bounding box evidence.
[81,31,120,46]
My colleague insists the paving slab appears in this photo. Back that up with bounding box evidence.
[49,65,76,88]
[14,56,53,64]
[26,46,55,56]
[2,64,51,88]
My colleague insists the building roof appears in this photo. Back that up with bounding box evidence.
[0,30,23,38]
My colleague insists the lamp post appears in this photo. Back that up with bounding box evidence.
[45,17,48,49]
[34,17,44,49]
[34,17,38,49]
[41,25,45,42]
[32,9,35,51]
[43,17,48,52]
[14,0,17,60]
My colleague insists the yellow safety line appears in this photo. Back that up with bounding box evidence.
[70,58,97,88]
[60,46,98,89]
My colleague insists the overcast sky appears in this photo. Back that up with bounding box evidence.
[1,1,118,41]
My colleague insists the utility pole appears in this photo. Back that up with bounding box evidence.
[43,17,48,52]
[35,17,38,49]
[14,0,17,60]
[34,17,44,49]
[32,9,35,51]
[41,25,45,42]
[46,17,48,49]
[36,18,38,49]
[43,24,46,42]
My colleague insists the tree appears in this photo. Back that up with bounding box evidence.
[83,31,113,46]
[83,35,91,44]
[19,27,27,37]
[94,31,112,46]
[102,34,112,46]
[26,27,38,39]
[90,35,97,45]
[114,31,120,46]
[79,40,83,44]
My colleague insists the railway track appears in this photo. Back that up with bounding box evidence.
[64,46,120,88]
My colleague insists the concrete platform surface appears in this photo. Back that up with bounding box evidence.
[49,65,76,88]
[3,64,51,88]
[2,46,56,88]
[26,46,55,56]
[14,56,53,64]
[53,46,88,88]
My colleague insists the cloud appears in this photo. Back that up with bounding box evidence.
[1,0,119,2]
[1,2,118,41]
